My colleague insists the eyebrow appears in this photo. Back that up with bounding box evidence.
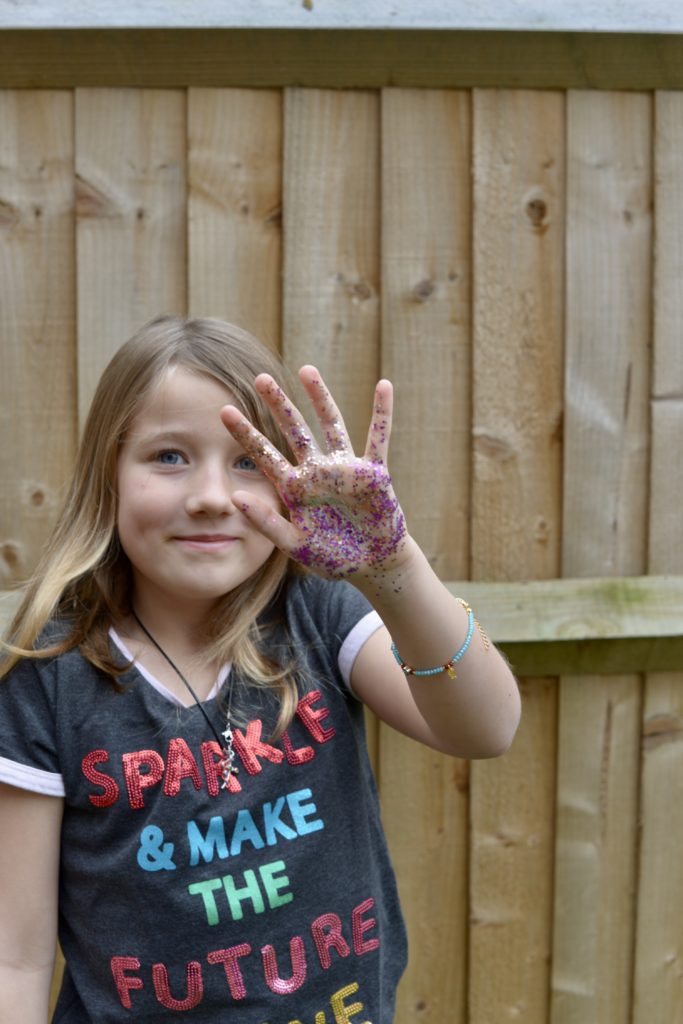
[127,428,193,444]
[128,427,241,448]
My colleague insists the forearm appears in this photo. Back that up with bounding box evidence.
[353,537,521,756]
[0,787,62,1024]
[0,962,53,1023]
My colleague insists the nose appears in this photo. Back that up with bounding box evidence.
[185,462,237,517]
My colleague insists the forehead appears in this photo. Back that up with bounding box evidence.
[129,366,239,432]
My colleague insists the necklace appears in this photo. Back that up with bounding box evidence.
[130,611,238,790]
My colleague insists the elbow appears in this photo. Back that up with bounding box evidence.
[474,726,518,759]
[479,687,522,759]
[462,685,522,760]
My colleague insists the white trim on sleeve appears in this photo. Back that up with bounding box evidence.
[0,756,65,797]
[337,610,384,690]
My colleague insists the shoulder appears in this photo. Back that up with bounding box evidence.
[283,570,374,635]
[277,571,383,690]
[1,621,106,698]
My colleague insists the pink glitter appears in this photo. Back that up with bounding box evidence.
[228,369,406,581]
[287,464,407,579]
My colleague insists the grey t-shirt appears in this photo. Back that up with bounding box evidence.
[0,574,408,1023]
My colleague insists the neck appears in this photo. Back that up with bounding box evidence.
[127,610,239,788]
[128,609,219,707]
[128,594,213,654]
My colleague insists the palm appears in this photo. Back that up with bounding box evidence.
[282,457,405,579]
[221,368,407,582]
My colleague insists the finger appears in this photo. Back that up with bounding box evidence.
[364,379,393,465]
[231,491,300,553]
[253,374,322,463]
[298,365,353,456]
[220,406,292,486]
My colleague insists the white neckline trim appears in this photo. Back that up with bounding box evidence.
[109,627,231,708]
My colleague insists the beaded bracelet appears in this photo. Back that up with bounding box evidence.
[391,599,476,679]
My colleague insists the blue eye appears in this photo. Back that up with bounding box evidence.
[235,455,258,472]
[156,450,186,466]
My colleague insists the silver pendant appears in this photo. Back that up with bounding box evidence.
[219,718,238,789]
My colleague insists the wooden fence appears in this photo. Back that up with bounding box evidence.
[1,63,683,1024]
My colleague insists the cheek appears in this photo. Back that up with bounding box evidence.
[116,477,168,537]
[250,477,282,515]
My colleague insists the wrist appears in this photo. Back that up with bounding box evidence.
[391,598,476,678]
[348,535,429,607]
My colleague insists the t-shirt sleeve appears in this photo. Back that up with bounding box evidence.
[287,574,383,691]
[337,608,383,688]
[0,658,65,797]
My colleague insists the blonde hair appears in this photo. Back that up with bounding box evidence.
[2,315,302,737]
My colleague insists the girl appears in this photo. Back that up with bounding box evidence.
[0,316,520,1024]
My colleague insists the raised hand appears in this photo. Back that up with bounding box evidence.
[220,366,408,581]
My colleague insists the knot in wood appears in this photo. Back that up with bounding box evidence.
[76,176,117,220]
[265,205,282,229]
[523,188,550,232]
[412,278,435,302]
[0,199,21,230]
[532,515,550,544]
[351,279,373,302]
[1,541,21,569]
[526,197,547,228]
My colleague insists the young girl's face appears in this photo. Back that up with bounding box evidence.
[116,366,280,622]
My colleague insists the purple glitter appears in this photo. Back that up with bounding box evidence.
[288,463,407,580]
[240,369,406,581]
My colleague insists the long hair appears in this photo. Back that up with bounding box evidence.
[1,315,301,737]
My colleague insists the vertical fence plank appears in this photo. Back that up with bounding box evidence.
[380,88,471,1023]
[0,91,76,587]
[188,88,282,348]
[470,89,564,1024]
[281,85,383,832]
[282,88,380,449]
[551,91,652,1024]
[75,88,187,420]
[633,90,683,1024]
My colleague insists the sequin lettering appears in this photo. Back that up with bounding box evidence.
[296,691,336,743]
[282,729,315,765]
[81,691,336,809]
[151,961,203,1011]
[232,720,284,774]
[163,738,203,797]
[329,981,372,1024]
[352,899,380,956]
[311,913,351,969]
[110,956,143,1010]
[122,749,165,810]
[288,981,373,1024]
[206,944,252,1000]
[81,749,120,808]
[110,899,379,1010]
[262,935,307,995]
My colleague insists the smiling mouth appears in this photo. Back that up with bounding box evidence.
[174,535,239,545]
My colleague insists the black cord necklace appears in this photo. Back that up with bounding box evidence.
[131,610,238,789]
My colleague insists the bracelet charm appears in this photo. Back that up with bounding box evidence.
[391,599,477,679]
